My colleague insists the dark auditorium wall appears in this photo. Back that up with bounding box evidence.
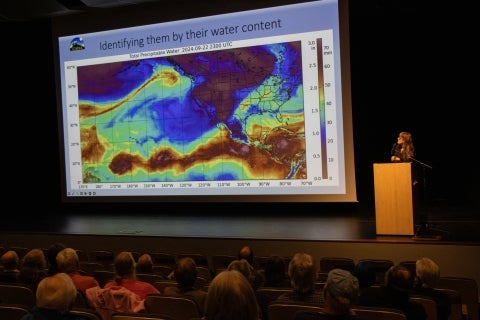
[2,0,478,214]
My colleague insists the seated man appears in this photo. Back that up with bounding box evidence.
[294,268,366,319]
[276,252,324,305]
[412,257,451,320]
[20,273,87,320]
[56,247,99,295]
[163,256,207,316]
[0,250,20,283]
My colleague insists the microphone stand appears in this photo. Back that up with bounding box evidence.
[409,157,446,240]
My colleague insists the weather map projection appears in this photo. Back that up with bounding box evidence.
[58,0,349,198]
[78,42,304,183]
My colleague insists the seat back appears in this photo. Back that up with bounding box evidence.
[267,302,323,320]
[136,273,165,285]
[150,253,176,267]
[211,255,236,275]
[319,257,355,273]
[256,287,292,301]
[111,312,173,320]
[434,288,462,320]
[410,295,438,320]
[74,289,89,308]
[353,306,407,320]
[152,265,173,279]
[0,283,36,308]
[144,294,200,320]
[357,259,394,284]
[88,250,115,268]
[71,307,103,320]
[196,266,212,282]
[93,270,116,287]
[152,280,177,293]
[437,277,479,320]
[80,262,107,275]
[0,303,31,320]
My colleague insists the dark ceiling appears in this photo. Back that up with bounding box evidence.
[0,0,163,22]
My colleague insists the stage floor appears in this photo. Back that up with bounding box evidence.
[3,204,479,243]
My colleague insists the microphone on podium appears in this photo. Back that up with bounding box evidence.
[390,143,399,156]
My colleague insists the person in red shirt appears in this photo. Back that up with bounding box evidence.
[104,251,160,299]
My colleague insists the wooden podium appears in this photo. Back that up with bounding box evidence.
[373,163,414,235]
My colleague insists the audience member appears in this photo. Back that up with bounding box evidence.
[20,272,86,320]
[46,242,66,276]
[227,259,254,283]
[204,270,261,320]
[56,247,99,294]
[136,253,154,274]
[276,252,324,305]
[238,245,265,289]
[238,245,256,266]
[0,250,20,283]
[363,264,427,320]
[103,251,159,299]
[412,257,451,320]
[352,260,378,306]
[256,255,291,320]
[294,268,365,320]
[17,248,47,293]
[163,256,207,316]
[263,255,290,287]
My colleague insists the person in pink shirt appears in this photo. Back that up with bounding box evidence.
[104,251,160,299]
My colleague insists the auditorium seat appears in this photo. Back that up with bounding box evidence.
[144,294,200,320]
[437,276,479,320]
[0,303,31,320]
[149,252,176,267]
[80,262,106,275]
[88,250,115,266]
[196,266,212,282]
[136,273,165,285]
[0,283,36,309]
[152,265,173,278]
[256,287,292,301]
[410,295,438,320]
[211,254,236,275]
[352,306,407,320]
[153,280,177,293]
[434,288,462,320]
[357,258,394,284]
[75,249,89,262]
[319,257,355,273]
[268,302,323,320]
[93,270,115,287]
[112,312,173,320]
[71,307,103,320]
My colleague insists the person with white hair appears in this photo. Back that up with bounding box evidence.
[20,272,86,320]
[412,257,452,320]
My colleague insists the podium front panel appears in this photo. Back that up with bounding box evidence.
[373,163,414,235]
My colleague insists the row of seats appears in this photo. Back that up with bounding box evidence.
[1,246,478,320]
[0,303,173,320]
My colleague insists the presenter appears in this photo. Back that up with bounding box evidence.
[390,131,415,162]
[390,131,426,233]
